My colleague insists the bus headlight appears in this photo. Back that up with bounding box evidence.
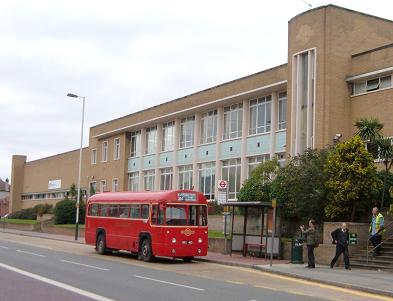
[198,238,202,243]
[172,238,177,243]
[198,248,202,254]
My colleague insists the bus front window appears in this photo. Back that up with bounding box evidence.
[166,206,187,226]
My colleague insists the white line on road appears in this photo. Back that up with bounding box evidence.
[0,245,9,249]
[134,274,205,291]
[60,259,109,271]
[16,250,46,257]
[0,262,116,301]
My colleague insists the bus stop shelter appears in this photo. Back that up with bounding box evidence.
[221,201,282,258]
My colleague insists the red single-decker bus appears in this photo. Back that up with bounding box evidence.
[85,190,208,262]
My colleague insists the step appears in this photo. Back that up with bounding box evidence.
[351,258,393,265]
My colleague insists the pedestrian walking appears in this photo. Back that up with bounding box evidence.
[300,219,317,268]
[369,207,385,256]
[330,222,350,270]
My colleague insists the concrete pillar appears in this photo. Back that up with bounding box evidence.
[240,100,250,184]
[192,113,201,191]
[172,118,181,190]
[139,128,146,190]
[270,92,278,159]
[215,106,224,198]
[155,123,163,191]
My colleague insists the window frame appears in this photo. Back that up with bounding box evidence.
[91,149,97,165]
[249,95,272,135]
[102,141,108,162]
[200,110,218,144]
[113,137,121,160]
[223,103,243,140]
[180,116,195,149]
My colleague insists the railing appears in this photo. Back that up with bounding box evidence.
[366,220,393,264]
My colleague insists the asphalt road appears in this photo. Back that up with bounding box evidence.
[0,233,390,301]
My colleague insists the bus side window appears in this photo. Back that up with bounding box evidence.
[100,205,109,217]
[109,205,119,217]
[158,206,164,225]
[130,205,141,219]
[119,205,130,218]
[89,204,99,216]
[141,205,149,219]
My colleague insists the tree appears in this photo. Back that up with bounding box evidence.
[237,159,279,203]
[377,137,393,208]
[272,148,330,224]
[325,135,382,221]
[69,183,77,201]
[355,117,383,158]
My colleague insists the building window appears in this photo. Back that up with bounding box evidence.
[247,155,270,177]
[91,149,97,165]
[130,130,141,158]
[222,159,241,200]
[89,182,97,196]
[128,172,139,192]
[199,162,215,200]
[249,96,271,135]
[223,103,243,140]
[180,116,195,148]
[291,49,316,155]
[102,141,108,162]
[112,178,119,192]
[144,170,155,191]
[278,92,287,130]
[200,110,217,144]
[114,138,120,160]
[100,180,107,192]
[145,127,157,155]
[178,165,193,190]
[162,121,174,152]
[352,75,392,95]
[160,168,173,190]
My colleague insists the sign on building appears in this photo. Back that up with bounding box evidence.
[217,180,229,204]
[48,179,61,190]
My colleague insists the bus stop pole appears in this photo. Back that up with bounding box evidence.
[270,206,276,267]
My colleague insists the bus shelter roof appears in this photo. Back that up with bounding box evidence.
[220,201,282,208]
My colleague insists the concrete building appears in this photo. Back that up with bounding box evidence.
[9,5,393,212]
[0,178,10,216]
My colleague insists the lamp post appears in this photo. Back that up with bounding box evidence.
[67,93,85,241]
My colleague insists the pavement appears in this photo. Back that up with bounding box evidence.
[2,227,393,298]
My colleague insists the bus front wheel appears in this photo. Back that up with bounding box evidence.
[140,238,153,262]
[96,234,107,255]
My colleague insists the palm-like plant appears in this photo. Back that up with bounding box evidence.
[377,137,393,209]
[355,117,383,158]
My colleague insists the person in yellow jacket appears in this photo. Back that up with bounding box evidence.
[369,207,385,256]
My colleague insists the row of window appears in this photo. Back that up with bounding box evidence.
[127,154,275,200]
[89,203,150,219]
[352,75,392,96]
[91,138,121,164]
[21,190,86,201]
[127,93,287,158]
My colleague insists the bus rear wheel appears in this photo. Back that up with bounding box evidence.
[96,234,107,255]
[181,257,194,263]
[140,238,153,262]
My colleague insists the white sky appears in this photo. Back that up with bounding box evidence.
[1,0,393,181]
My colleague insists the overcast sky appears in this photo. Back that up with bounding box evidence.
[1,0,392,181]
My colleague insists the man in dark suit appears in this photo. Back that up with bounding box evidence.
[330,222,350,270]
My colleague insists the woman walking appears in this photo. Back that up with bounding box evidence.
[300,219,317,268]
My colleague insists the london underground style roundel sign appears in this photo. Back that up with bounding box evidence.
[218,180,228,189]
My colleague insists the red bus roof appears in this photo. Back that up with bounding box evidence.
[87,190,207,204]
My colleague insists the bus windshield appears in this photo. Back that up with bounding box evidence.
[165,205,207,226]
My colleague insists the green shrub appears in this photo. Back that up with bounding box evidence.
[53,199,85,225]
[8,208,36,220]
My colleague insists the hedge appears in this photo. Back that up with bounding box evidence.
[53,199,86,225]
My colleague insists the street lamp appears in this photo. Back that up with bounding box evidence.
[67,93,86,241]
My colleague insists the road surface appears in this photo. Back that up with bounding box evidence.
[0,232,390,301]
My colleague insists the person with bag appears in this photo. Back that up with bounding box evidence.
[330,222,351,270]
[300,219,317,268]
